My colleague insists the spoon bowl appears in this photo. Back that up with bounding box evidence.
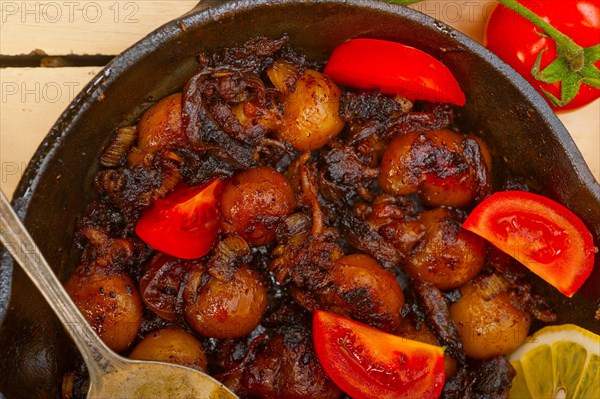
[0,190,238,399]
[87,358,236,399]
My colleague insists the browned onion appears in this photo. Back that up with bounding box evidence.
[100,126,138,167]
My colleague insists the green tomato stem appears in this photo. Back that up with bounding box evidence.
[381,0,597,107]
[496,0,584,71]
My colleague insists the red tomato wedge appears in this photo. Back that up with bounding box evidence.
[463,191,595,297]
[135,179,223,259]
[324,38,466,106]
[312,310,445,399]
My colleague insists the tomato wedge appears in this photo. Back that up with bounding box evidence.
[324,38,466,106]
[312,310,445,399]
[463,191,595,297]
[135,179,223,259]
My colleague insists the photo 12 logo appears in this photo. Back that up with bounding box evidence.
[1,1,140,24]
[410,1,497,24]
[0,238,44,270]
[1,81,81,104]
[1,162,28,185]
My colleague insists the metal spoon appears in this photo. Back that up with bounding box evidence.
[0,190,238,399]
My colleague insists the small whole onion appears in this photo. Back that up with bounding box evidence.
[277,70,345,151]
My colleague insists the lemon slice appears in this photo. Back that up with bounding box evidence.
[509,324,600,399]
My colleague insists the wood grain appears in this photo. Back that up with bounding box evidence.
[1,67,102,196]
[0,1,197,55]
[1,0,598,200]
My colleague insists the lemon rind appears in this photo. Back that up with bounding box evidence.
[509,324,600,362]
[508,324,600,399]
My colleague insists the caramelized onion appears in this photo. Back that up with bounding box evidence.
[100,126,138,167]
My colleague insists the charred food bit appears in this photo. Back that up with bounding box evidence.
[64,268,142,352]
[379,129,491,207]
[382,208,487,290]
[184,265,267,339]
[220,167,296,246]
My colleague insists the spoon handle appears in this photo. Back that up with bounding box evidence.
[0,190,122,380]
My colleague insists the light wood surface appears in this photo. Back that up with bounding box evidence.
[0,1,198,55]
[1,0,598,199]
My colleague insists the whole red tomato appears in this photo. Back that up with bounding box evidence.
[485,0,600,111]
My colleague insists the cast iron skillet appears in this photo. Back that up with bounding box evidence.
[1,0,599,397]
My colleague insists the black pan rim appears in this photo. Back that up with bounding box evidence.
[2,0,598,326]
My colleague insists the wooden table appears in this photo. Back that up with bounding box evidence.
[2,0,598,199]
